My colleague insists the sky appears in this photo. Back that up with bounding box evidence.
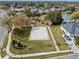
[0,0,79,1]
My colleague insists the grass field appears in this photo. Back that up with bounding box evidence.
[10,25,70,54]
[40,15,47,21]
[10,27,56,54]
[51,26,70,50]
[10,40,56,54]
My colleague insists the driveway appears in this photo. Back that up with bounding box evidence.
[62,34,79,54]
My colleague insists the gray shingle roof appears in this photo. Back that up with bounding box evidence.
[62,22,79,36]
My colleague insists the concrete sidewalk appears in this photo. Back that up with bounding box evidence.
[47,26,59,51]
[63,35,79,54]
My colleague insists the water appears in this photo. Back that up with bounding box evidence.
[62,13,71,22]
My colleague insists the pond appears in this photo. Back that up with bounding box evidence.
[62,13,71,22]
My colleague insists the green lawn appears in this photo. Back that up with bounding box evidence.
[12,52,72,59]
[35,14,47,26]
[10,27,56,54]
[40,15,47,21]
[10,25,70,55]
[10,40,56,54]
[51,26,70,50]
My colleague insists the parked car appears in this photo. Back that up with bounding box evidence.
[64,35,71,40]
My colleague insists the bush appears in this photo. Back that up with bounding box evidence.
[13,26,32,37]
[12,40,27,50]
[75,36,79,45]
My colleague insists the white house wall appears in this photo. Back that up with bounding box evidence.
[61,26,71,37]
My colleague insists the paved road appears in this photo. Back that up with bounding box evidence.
[0,26,8,48]
[0,10,8,48]
[48,54,79,59]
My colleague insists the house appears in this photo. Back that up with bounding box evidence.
[10,5,24,13]
[61,22,79,40]
[61,13,79,40]
[50,7,56,11]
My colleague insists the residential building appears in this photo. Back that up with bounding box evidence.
[10,5,25,14]
[61,22,79,40]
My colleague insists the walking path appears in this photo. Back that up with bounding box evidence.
[6,27,14,57]
[1,26,72,59]
[0,55,1,59]
[9,50,72,58]
[3,55,10,59]
[47,26,59,51]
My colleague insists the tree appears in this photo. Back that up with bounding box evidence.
[12,14,30,28]
[24,8,31,17]
[0,11,16,31]
[74,36,79,45]
[8,11,16,17]
[71,11,79,22]
[0,14,29,31]
[45,11,63,25]
[36,2,44,8]
[1,16,11,30]
[65,6,75,12]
